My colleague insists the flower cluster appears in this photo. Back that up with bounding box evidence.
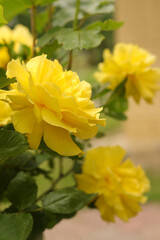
[76,146,150,222]
[0,55,105,156]
[0,24,33,68]
[95,43,160,102]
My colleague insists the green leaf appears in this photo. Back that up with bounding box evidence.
[106,111,127,120]
[80,0,115,15]
[36,11,48,34]
[7,172,38,210]
[28,210,75,240]
[0,166,17,197]
[0,0,32,21]
[0,4,7,24]
[37,27,60,47]
[55,27,104,50]
[55,0,115,15]
[92,87,110,99]
[0,129,29,161]
[42,188,96,214]
[0,0,57,21]
[53,8,83,27]
[86,19,124,31]
[0,213,33,240]
[107,96,128,113]
[0,68,16,88]
[107,79,126,104]
[38,27,104,50]
[28,211,56,240]
[41,40,60,58]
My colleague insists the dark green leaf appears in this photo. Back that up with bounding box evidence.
[0,130,29,161]
[55,27,104,50]
[107,79,126,105]
[53,8,83,27]
[0,167,17,198]
[106,111,127,120]
[42,188,96,214]
[107,96,128,113]
[28,210,75,240]
[0,68,16,88]
[92,87,110,99]
[41,40,60,58]
[37,27,60,47]
[28,210,56,240]
[0,4,7,24]
[7,172,38,210]
[0,213,33,240]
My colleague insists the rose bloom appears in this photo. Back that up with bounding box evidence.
[0,47,10,69]
[95,43,160,103]
[0,55,105,156]
[0,24,33,68]
[76,146,150,222]
[0,100,11,126]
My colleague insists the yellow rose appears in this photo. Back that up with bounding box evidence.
[95,43,160,102]
[0,24,33,68]
[76,146,150,222]
[0,47,10,69]
[0,55,105,156]
[0,100,11,126]
[12,24,33,51]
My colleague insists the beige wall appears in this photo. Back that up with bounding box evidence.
[115,0,160,66]
[115,0,160,146]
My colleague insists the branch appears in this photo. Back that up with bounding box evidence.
[67,0,80,70]
[45,4,54,31]
[67,50,73,70]
[73,0,80,30]
[35,163,74,202]
[30,1,36,57]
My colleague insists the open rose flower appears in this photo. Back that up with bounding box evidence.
[95,43,160,103]
[76,146,150,222]
[0,55,105,156]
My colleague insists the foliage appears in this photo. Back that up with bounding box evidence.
[0,0,156,239]
[0,4,7,24]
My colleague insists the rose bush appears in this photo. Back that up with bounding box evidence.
[0,1,158,240]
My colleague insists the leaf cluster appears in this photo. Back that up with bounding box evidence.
[0,126,94,240]
[0,0,126,239]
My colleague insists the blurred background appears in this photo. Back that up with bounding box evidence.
[44,0,160,239]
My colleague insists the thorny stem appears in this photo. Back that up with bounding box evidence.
[30,1,36,57]
[68,0,80,70]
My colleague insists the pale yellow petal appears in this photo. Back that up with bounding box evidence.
[0,100,11,126]
[27,122,43,149]
[41,108,77,133]
[43,123,82,156]
[7,59,29,92]
[95,195,115,222]
[11,107,36,134]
